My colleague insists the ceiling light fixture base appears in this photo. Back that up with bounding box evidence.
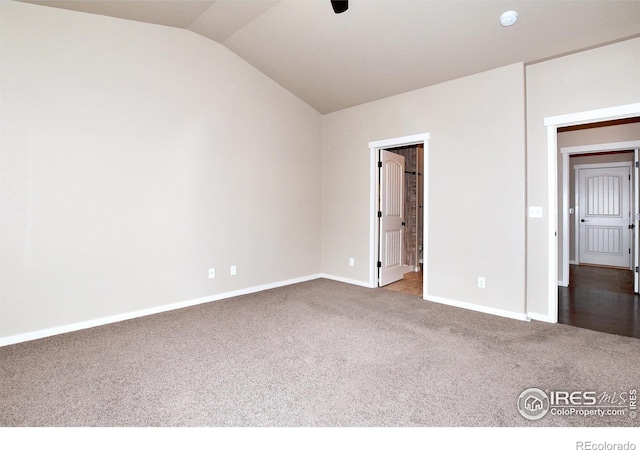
[500,11,518,27]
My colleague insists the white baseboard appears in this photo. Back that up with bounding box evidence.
[0,274,323,347]
[570,260,578,265]
[425,294,529,321]
[527,312,556,323]
[0,273,542,347]
[319,273,373,288]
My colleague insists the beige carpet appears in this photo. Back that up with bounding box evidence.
[1,279,638,427]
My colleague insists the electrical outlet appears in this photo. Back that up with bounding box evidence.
[528,206,543,218]
[208,268,215,279]
[349,258,355,267]
[478,277,486,289]
[230,265,237,276]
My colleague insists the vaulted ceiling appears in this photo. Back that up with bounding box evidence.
[18,0,640,113]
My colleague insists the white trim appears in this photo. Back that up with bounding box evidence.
[423,139,429,301]
[569,260,578,265]
[369,133,431,150]
[404,264,415,274]
[425,295,529,322]
[320,273,373,288]
[635,149,639,293]
[0,274,323,347]
[547,126,559,322]
[369,146,379,289]
[368,133,430,295]
[574,161,635,170]
[574,170,579,268]
[545,103,640,324]
[527,312,554,323]
[561,140,640,156]
[545,103,640,127]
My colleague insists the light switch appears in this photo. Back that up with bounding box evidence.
[529,206,543,218]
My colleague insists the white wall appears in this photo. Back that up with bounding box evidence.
[4,3,639,342]
[322,64,527,318]
[0,2,322,339]
[526,38,640,318]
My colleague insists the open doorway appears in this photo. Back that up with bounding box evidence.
[556,118,640,338]
[545,103,640,327]
[368,133,430,298]
[380,143,424,296]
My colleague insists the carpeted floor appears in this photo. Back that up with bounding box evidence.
[1,279,638,427]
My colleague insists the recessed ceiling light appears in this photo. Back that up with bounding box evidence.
[500,10,518,27]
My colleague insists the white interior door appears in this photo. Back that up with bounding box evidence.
[379,150,405,286]
[577,164,631,268]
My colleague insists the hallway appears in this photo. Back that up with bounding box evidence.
[558,265,639,338]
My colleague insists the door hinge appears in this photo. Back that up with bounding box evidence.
[635,266,639,273]
[377,261,382,268]
[635,161,639,168]
[378,211,382,218]
[378,161,382,168]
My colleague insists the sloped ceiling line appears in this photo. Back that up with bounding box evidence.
[16,0,640,113]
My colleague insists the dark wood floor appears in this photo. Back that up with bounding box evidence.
[383,265,638,338]
[558,265,640,338]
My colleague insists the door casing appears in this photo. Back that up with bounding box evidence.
[545,102,640,324]
[368,133,430,295]
[559,142,640,287]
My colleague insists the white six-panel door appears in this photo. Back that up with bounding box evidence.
[379,150,405,286]
[577,164,631,268]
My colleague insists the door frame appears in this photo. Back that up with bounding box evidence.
[560,147,640,286]
[545,102,640,323]
[368,133,430,295]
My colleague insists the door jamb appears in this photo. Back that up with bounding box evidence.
[368,133,430,296]
[545,102,640,324]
